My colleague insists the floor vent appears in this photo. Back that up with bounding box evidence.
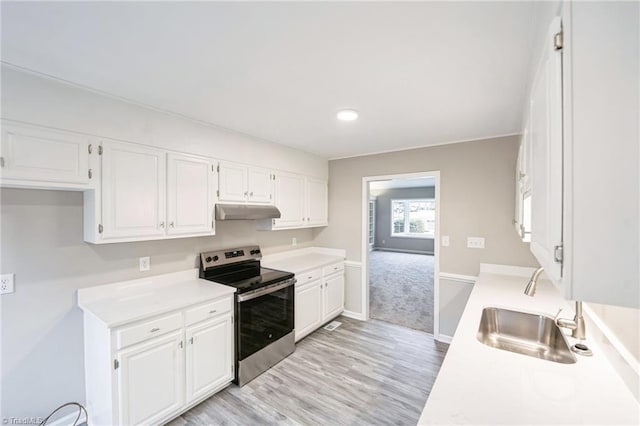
[323,321,342,331]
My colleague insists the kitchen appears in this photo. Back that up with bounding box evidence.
[1,1,639,425]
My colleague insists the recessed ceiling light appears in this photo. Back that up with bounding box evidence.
[337,109,358,121]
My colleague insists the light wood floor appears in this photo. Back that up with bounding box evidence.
[167,316,448,426]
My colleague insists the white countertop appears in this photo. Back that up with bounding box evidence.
[419,271,640,425]
[262,247,345,275]
[77,269,236,327]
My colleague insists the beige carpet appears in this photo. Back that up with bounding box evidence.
[369,250,434,333]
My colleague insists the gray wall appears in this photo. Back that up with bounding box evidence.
[371,186,435,254]
[0,67,326,420]
[315,135,538,273]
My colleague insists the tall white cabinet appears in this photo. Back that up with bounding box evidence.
[519,4,639,308]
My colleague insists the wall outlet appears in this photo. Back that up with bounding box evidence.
[467,237,485,249]
[0,274,15,294]
[441,235,450,247]
[139,257,150,272]
[291,237,297,247]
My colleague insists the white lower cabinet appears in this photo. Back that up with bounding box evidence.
[117,331,184,426]
[185,316,233,403]
[83,295,234,426]
[294,262,344,342]
[295,280,323,341]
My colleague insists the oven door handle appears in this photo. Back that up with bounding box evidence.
[236,278,296,302]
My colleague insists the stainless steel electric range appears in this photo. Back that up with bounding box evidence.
[199,245,295,386]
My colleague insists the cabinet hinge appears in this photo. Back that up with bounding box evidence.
[88,169,93,179]
[272,174,276,181]
[554,31,563,50]
[114,359,119,370]
[216,189,220,197]
[217,164,220,173]
[98,224,104,234]
[88,144,93,154]
[0,157,5,168]
[554,244,564,263]
[98,145,103,155]
[231,316,234,324]
[231,364,234,374]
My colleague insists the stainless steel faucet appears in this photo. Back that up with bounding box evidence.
[524,266,586,340]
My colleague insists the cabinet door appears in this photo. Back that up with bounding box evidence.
[247,166,273,204]
[185,316,233,403]
[295,281,323,342]
[167,153,215,236]
[529,17,564,283]
[101,141,166,240]
[218,161,247,202]
[306,178,328,226]
[0,121,91,186]
[323,274,345,320]
[117,331,184,426]
[273,172,305,228]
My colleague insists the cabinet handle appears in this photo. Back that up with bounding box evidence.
[307,217,310,221]
[179,341,183,349]
[308,276,313,279]
[169,221,175,228]
[244,191,248,197]
[190,337,194,345]
[150,327,160,333]
[209,309,217,314]
[159,222,165,228]
[250,192,254,197]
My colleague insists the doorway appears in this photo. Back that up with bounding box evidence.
[362,172,440,336]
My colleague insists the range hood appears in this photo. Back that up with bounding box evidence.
[215,204,281,221]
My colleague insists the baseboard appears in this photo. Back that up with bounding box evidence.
[341,309,365,321]
[435,334,453,344]
[439,272,477,284]
[372,247,434,255]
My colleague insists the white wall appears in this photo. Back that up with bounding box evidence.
[0,67,327,419]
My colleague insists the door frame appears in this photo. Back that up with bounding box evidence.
[361,171,441,338]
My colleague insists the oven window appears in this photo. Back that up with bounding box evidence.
[237,284,294,360]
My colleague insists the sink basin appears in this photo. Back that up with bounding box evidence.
[477,307,576,364]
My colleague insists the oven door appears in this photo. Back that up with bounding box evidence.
[236,278,295,361]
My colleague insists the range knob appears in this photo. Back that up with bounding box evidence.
[205,256,213,263]
[212,255,219,262]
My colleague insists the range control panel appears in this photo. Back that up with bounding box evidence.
[200,245,262,269]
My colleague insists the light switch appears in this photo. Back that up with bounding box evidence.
[467,237,485,249]
[441,236,450,247]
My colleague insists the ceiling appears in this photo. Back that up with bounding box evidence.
[370,177,436,191]
[1,1,537,159]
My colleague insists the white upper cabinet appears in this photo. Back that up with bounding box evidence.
[560,2,639,308]
[218,161,247,202]
[218,161,273,204]
[306,177,328,226]
[528,16,563,284]
[86,141,216,243]
[0,121,93,189]
[525,5,639,308]
[101,141,167,240]
[247,166,274,203]
[273,171,306,228]
[167,153,215,236]
[259,172,328,230]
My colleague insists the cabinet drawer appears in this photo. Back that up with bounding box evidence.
[185,297,232,326]
[116,312,183,350]
[296,269,322,286]
[322,262,344,276]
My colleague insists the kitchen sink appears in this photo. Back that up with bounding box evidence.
[477,307,576,364]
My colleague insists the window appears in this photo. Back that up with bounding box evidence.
[391,199,435,238]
